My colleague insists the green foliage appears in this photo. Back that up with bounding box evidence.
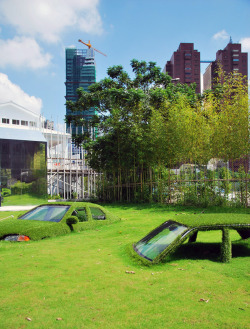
[48,194,61,200]
[204,68,249,161]
[131,213,249,264]
[218,167,232,194]
[0,202,120,240]
[72,192,78,199]
[11,181,32,195]
[2,193,47,206]
[66,216,79,225]
[0,204,249,329]
[66,59,200,173]
[31,177,47,196]
[66,59,249,205]
[0,215,72,240]
[220,228,232,263]
[2,188,11,197]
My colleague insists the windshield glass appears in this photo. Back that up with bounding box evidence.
[134,221,187,261]
[19,205,70,222]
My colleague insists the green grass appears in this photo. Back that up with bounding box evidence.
[0,204,249,329]
[1,194,47,206]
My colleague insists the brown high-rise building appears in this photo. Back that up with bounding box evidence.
[203,40,248,90]
[163,43,201,93]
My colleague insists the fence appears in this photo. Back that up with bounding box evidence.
[95,160,249,207]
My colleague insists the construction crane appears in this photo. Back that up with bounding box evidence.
[78,39,107,57]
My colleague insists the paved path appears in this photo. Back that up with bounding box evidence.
[0,205,37,211]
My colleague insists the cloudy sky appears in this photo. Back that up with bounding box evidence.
[0,0,249,123]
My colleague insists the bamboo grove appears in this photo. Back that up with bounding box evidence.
[66,60,249,205]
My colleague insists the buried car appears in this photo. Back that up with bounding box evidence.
[132,217,250,264]
[0,202,119,241]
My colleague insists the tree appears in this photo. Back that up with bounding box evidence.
[203,69,249,162]
[65,60,202,201]
[65,59,248,204]
[66,60,200,172]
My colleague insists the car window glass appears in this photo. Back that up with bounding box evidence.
[134,221,187,261]
[19,205,70,222]
[89,207,106,220]
[74,208,88,222]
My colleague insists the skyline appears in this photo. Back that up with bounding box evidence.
[0,0,249,125]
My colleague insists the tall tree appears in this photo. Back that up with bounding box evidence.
[203,70,249,161]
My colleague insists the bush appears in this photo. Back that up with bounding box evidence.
[11,181,32,195]
[2,188,11,197]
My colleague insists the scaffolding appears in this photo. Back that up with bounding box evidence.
[44,123,99,200]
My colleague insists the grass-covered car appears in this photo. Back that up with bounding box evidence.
[132,214,250,264]
[0,202,119,241]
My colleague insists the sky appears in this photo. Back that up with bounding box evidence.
[0,0,249,125]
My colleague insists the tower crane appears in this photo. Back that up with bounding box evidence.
[78,39,107,57]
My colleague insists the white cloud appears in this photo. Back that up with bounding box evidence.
[0,37,52,69]
[240,37,250,52]
[0,73,42,114]
[0,0,103,43]
[213,30,229,40]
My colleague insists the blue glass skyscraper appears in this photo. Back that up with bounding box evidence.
[65,47,96,134]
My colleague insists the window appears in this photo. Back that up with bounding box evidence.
[29,121,37,127]
[74,208,87,222]
[133,220,188,261]
[89,207,106,220]
[21,120,28,126]
[233,59,239,62]
[20,205,70,222]
[2,118,9,124]
[12,119,20,125]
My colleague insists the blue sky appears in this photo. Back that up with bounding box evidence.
[0,0,249,125]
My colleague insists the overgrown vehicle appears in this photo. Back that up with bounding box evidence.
[0,202,119,241]
[132,216,250,264]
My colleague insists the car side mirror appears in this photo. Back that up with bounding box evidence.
[66,216,79,225]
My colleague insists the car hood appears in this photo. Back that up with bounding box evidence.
[0,217,71,240]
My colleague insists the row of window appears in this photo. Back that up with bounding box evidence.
[1,118,37,127]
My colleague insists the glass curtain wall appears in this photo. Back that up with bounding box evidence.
[0,139,47,203]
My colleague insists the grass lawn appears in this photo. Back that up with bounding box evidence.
[1,194,47,206]
[0,204,249,329]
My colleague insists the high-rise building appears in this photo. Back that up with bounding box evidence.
[163,43,201,93]
[203,62,217,91]
[65,47,96,134]
[203,39,248,90]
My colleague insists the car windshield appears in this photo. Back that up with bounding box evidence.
[19,205,70,222]
[134,221,188,261]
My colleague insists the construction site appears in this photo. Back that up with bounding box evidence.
[46,124,99,200]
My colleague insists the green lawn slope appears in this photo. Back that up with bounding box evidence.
[0,204,249,329]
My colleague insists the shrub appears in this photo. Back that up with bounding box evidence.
[220,228,232,263]
[2,188,11,197]
[11,181,32,195]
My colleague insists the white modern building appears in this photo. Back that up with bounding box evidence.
[0,102,97,199]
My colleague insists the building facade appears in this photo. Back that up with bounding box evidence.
[163,43,201,93]
[65,48,96,134]
[0,102,47,197]
[0,102,98,200]
[203,40,248,90]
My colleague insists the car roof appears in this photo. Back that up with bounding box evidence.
[37,202,103,209]
[169,213,250,230]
